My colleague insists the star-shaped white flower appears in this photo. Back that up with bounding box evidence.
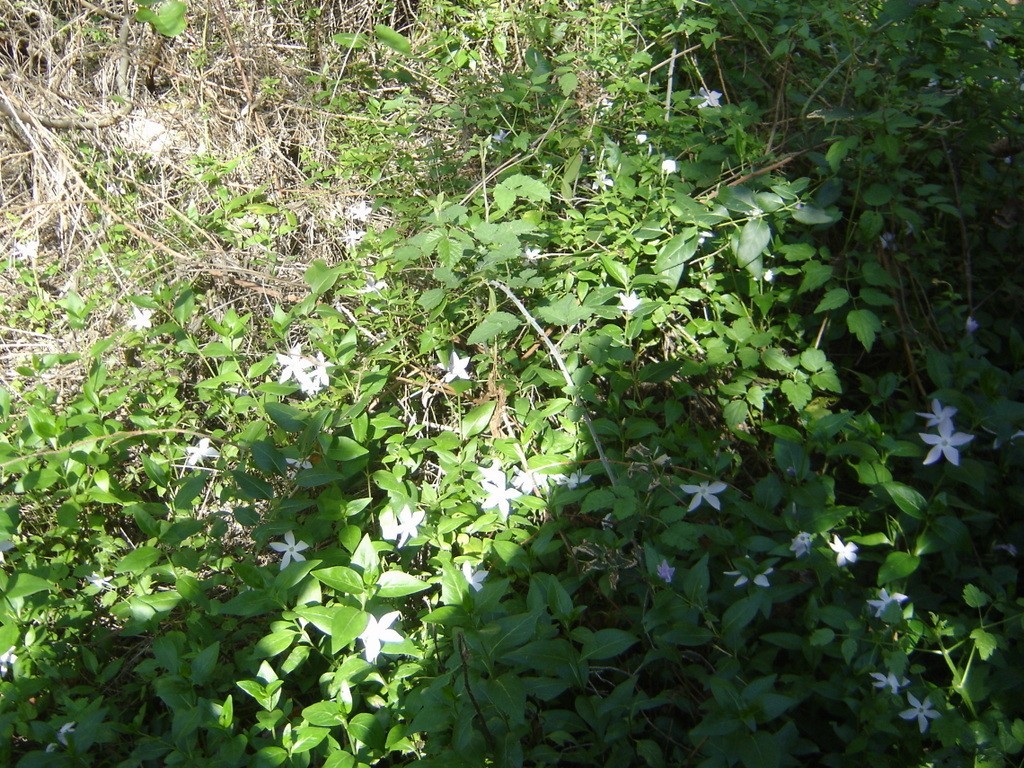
[359,276,387,294]
[696,87,722,108]
[342,229,365,248]
[511,465,550,495]
[556,469,592,490]
[381,506,425,548]
[12,239,38,261]
[269,531,310,570]
[900,693,940,734]
[480,475,523,520]
[828,535,858,567]
[636,132,648,144]
[56,721,76,746]
[0,646,16,678]
[276,345,330,396]
[789,532,813,558]
[360,611,404,664]
[348,200,373,221]
[184,438,220,468]
[916,399,957,430]
[592,170,614,190]
[618,291,642,313]
[657,558,675,584]
[86,573,113,590]
[441,351,472,383]
[680,480,727,511]
[725,564,773,588]
[920,422,974,466]
[867,588,909,618]
[128,306,154,331]
[870,671,909,695]
[462,562,488,592]
[661,158,678,174]
[523,247,542,262]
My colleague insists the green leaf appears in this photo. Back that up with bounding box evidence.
[723,595,761,639]
[847,309,881,351]
[461,401,496,438]
[330,607,368,655]
[291,725,330,753]
[738,731,780,768]
[809,628,835,646]
[373,24,411,55]
[135,0,187,36]
[347,712,386,751]
[376,570,430,598]
[304,260,343,294]
[116,546,162,574]
[580,628,638,661]
[493,174,550,212]
[5,573,53,600]
[536,294,592,325]
[303,701,347,727]
[877,551,920,584]
[264,402,306,432]
[815,288,850,312]
[970,628,998,660]
[792,204,835,225]
[314,566,365,595]
[734,218,771,278]
[468,311,521,346]
[230,470,275,501]
[963,584,991,609]
[560,153,583,203]
[798,261,833,293]
[880,482,927,519]
[255,631,296,659]
[654,234,696,289]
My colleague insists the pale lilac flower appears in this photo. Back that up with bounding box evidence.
[994,542,1018,557]
[696,88,722,108]
[269,531,310,569]
[342,229,365,248]
[56,722,76,746]
[900,693,940,734]
[965,316,979,334]
[348,200,373,221]
[86,573,113,590]
[0,646,16,678]
[462,562,488,592]
[556,469,592,490]
[661,158,678,174]
[285,457,313,474]
[184,438,220,468]
[828,535,858,567]
[657,559,675,584]
[381,506,424,548]
[920,422,974,466]
[870,671,909,695]
[441,351,472,383]
[127,306,154,331]
[360,611,403,663]
[789,532,813,558]
[680,480,727,512]
[867,588,909,618]
[618,291,642,313]
[697,231,713,246]
[916,399,957,430]
[880,231,896,250]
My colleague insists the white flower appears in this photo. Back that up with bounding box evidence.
[789,532,813,558]
[680,480,728,511]
[480,473,523,520]
[269,531,310,570]
[867,588,909,618]
[661,158,678,174]
[56,721,76,746]
[490,129,509,144]
[342,229,365,248]
[763,269,775,283]
[285,457,313,473]
[697,230,713,246]
[900,693,940,734]
[184,438,220,468]
[592,170,614,190]
[511,466,549,495]
[657,558,675,584]
[618,291,642,313]
[360,611,404,663]
[696,87,722,108]
[348,200,373,221]
[880,231,896,250]
[441,351,472,383]
[636,133,648,144]
[870,671,909,695]
[725,564,773,588]
[12,239,38,261]
[128,306,154,331]
[0,538,13,563]
[276,345,330,396]
[462,562,488,592]
[0,646,16,678]
[359,276,387,294]
[965,316,979,334]
[523,247,542,262]
[916,399,957,430]
[381,506,425,548]
[86,573,113,590]
[920,422,974,466]
[555,469,592,490]
[994,542,1018,557]
[828,535,858,567]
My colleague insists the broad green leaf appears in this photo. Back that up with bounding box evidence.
[330,607,367,655]
[292,725,330,753]
[847,308,882,351]
[347,712,386,750]
[877,551,920,584]
[879,482,927,519]
[734,218,771,278]
[304,260,343,294]
[654,234,696,289]
[373,24,411,55]
[116,546,162,574]
[135,0,187,36]
[560,153,582,202]
[255,631,296,659]
[264,402,306,432]
[970,628,998,660]
[303,701,347,727]
[468,311,521,346]
[581,628,637,660]
[376,570,430,598]
[230,470,275,501]
[723,595,760,639]
[815,287,850,312]
[792,204,835,225]
[809,628,835,646]
[493,174,550,211]
[6,573,53,600]
[963,583,991,608]
[798,261,833,293]
[314,566,364,595]
[461,401,496,438]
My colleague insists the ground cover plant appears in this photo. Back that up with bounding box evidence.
[1,0,1023,765]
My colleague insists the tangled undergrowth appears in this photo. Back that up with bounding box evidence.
[1,0,1023,765]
